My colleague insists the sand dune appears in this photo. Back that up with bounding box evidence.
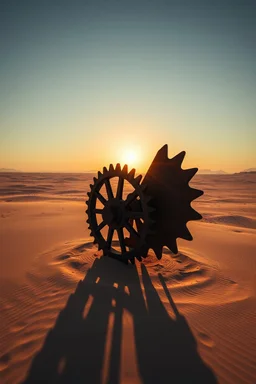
[0,172,255,383]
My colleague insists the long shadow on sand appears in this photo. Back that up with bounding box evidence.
[23,256,216,384]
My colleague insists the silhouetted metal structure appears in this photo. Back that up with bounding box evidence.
[86,144,203,263]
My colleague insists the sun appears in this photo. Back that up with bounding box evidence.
[121,148,140,167]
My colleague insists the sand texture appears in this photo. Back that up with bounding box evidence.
[0,172,256,383]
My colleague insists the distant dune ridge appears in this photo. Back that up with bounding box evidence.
[0,168,21,172]
[243,168,256,173]
[197,169,227,175]
[0,172,255,383]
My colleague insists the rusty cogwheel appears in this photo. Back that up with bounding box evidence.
[85,164,155,263]
[86,144,203,263]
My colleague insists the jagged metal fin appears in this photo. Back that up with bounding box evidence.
[122,164,128,173]
[165,239,178,254]
[116,163,121,172]
[179,226,193,241]
[103,166,108,173]
[141,247,149,258]
[183,168,198,182]
[170,151,186,167]
[153,245,163,260]
[188,207,202,221]
[189,187,204,201]
[154,144,168,161]
[109,164,114,172]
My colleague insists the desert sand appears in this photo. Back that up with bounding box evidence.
[0,171,255,384]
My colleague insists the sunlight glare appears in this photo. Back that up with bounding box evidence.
[121,148,140,167]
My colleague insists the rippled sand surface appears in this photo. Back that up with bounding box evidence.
[0,172,255,383]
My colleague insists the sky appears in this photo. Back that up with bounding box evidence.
[0,0,255,173]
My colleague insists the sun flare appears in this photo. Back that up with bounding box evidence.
[121,148,140,168]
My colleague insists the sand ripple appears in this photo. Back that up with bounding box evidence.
[0,241,255,384]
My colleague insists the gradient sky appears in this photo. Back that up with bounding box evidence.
[0,0,255,173]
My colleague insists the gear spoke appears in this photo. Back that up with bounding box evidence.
[96,220,107,232]
[125,222,140,238]
[94,208,103,214]
[95,191,107,206]
[125,190,139,207]
[107,227,114,247]
[116,177,124,200]
[104,178,114,199]
[117,228,126,253]
[135,218,143,232]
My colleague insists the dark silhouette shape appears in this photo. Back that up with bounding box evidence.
[23,256,216,384]
[86,144,204,263]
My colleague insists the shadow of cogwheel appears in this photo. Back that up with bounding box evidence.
[85,144,204,264]
[85,164,156,264]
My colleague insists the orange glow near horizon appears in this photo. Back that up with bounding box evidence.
[120,147,141,169]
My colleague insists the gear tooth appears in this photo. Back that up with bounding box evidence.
[90,184,93,189]
[128,168,135,179]
[153,245,163,260]
[180,226,193,241]
[170,151,186,167]
[141,247,149,258]
[85,200,89,206]
[166,239,178,254]
[98,171,103,178]
[87,192,91,197]
[109,164,114,172]
[89,231,93,236]
[103,166,108,173]
[154,144,168,161]
[189,187,204,201]
[85,209,88,214]
[135,174,142,184]
[122,164,128,173]
[189,208,202,221]
[115,163,121,172]
[184,168,198,182]
[93,177,97,183]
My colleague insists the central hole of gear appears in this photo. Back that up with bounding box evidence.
[102,199,126,229]
[110,205,122,224]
